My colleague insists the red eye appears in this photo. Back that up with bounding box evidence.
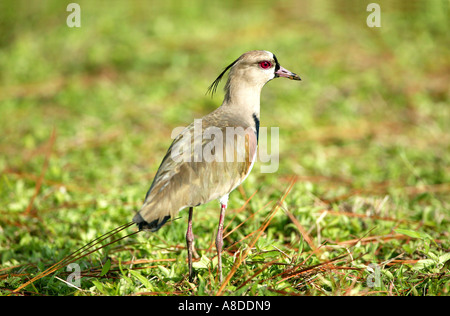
[259,61,272,69]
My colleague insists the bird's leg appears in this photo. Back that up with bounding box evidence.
[216,202,227,283]
[186,207,195,282]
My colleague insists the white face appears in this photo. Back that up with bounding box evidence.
[236,51,279,87]
[207,50,300,97]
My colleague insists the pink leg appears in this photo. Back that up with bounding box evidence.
[216,202,227,282]
[186,207,194,282]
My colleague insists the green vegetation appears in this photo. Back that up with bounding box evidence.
[0,0,448,296]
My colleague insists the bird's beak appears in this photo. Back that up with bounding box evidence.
[275,66,301,81]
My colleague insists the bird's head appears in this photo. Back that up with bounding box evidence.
[207,50,301,97]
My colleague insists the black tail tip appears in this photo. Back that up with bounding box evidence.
[133,214,170,232]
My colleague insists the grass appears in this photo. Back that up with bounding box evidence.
[0,0,449,296]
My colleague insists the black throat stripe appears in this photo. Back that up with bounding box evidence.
[273,53,280,72]
[252,113,260,143]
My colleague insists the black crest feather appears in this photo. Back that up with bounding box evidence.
[206,57,240,97]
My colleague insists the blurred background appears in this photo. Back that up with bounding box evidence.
[0,0,448,295]
[1,0,448,182]
[1,0,448,200]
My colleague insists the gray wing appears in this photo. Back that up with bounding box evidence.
[133,113,257,231]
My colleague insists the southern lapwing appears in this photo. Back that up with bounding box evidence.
[133,50,301,282]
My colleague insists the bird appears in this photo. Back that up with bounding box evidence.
[133,50,301,282]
